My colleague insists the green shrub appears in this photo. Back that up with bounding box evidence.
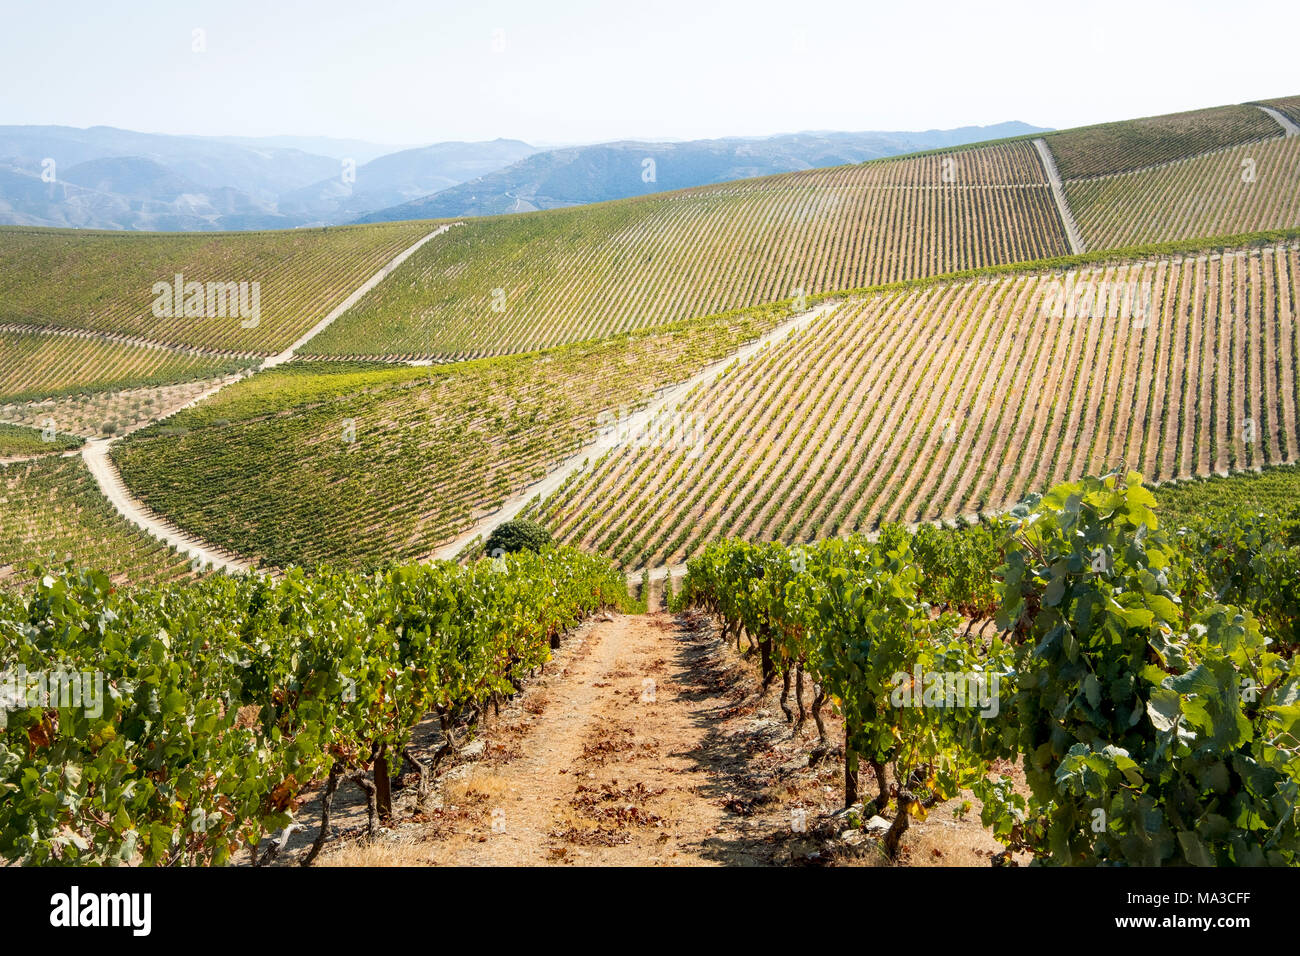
[485,518,552,556]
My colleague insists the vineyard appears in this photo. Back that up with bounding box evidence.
[1152,462,1300,525]
[1043,103,1282,179]
[530,241,1300,570]
[110,305,791,570]
[673,472,1299,864]
[0,455,197,589]
[0,327,255,403]
[0,422,82,459]
[304,141,1069,360]
[1256,95,1300,127]
[3,471,1294,866]
[1065,136,1300,250]
[0,547,631,865]
[0,221,434,354]
[4,93,1300,871]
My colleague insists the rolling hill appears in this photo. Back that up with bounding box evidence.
[530,238,1300,569]
[1040,103,1281,179]
[310,140,1070,359]
[1066,135,1300,249]
[111,305,791,568]
[0,327,255,404]
[276,139,539,225]
[0,126,532,231]
[0,220,434,355]
[0,454,198,589]
[2,94,1299,585]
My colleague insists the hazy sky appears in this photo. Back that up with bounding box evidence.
[2,0,1297,146]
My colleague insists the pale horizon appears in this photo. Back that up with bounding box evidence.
[2,0,1296,147]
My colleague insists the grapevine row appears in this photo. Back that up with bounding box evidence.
[0,220,434,354]
[0,455,197,589]
[673,472,1299,864]
[0,328,254,404]
[1065,136,1300,250]
[108,306,792,572]
[306,141,1069,359]
[534,243,1300,570]
[1044,103,1281,179]
[0,547,631,864]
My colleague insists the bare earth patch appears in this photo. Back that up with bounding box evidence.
[299,610,1014,868]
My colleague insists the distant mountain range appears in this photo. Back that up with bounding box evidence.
[354,123,1048,223]
[0,121,1049,231]
[0,126,538,230]
[278,139,539,225]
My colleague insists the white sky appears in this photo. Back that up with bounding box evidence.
[2,0,1297,146]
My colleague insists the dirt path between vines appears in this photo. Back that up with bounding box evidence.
[317,610,1006,868]
[1032,138,1085,255]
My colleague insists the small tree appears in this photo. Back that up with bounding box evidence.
[485,519,552,556]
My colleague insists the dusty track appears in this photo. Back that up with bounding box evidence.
[1258,105,1300,137]
[316,610,1004,867]
[1033,138,1086,254]
[76,225,462,575]
[399,611,781,865]
[82,438,255,573]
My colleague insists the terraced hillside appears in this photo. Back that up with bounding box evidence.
[1065,136,1300,251]
[304,141,1070,360]
[528,241,1300,570]
[0,327,255,402]
[0,220,435,354]
[111,306,791,569]
[0,454,197,589]
[1043,103,1282,179]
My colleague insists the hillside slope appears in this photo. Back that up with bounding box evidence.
[0,455,198,589]
[0,327,254,403]
[110,306,791,569]
[1066,136,1300,249]
[0,220,434,355]
[309,140,1069,359]
[529,240,1300,569]
[1042,103,1282,179]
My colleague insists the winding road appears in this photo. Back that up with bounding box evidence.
[1257,105,1300,137]
[80,223,463,575]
